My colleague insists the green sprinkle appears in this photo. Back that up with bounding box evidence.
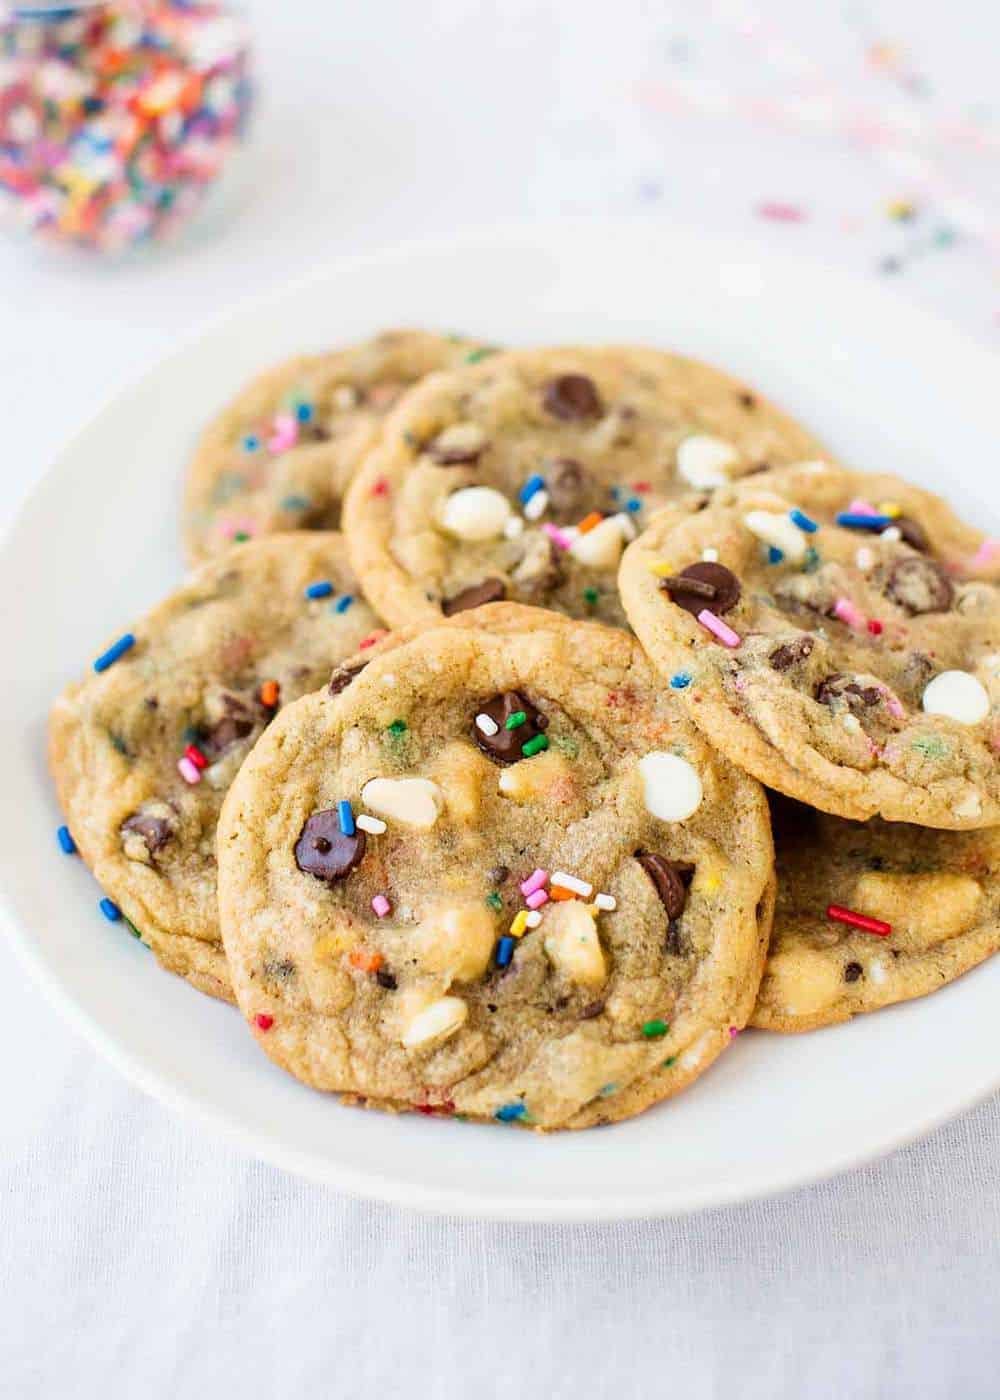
[107,732,129,757]
[485,892,503,913]
[387,719,407,736]
[802,545,820,573]
[642,1019,669,1039]
[403,429,420,449]
[912,735,948,759]
[583,586,600,606]
[465,346,499,363]
[505,710,527,731]
[521,733,549,758]
[124,919,145,943]
[234,531,250,543]
[552,733,579,759]
[662,1056,677,1068]
[598,1083,618,1098]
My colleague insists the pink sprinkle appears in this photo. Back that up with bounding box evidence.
[267,412,298,453]
[757,201,806,223]
[371,894,391,918]
[971,539,1000,569]
[520,869,549,897]
[847,497,879,517]
[526,889,549,910]
[833,597,866,630]
[697,608,741,648]
[729,1026,740,1039]
[878,685,906,719]
[177,755,201,785]
[542,522,573,550]
[219,517,255,541]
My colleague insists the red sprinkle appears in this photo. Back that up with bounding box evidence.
[184,744,208,769]
[867,619,884,635]
[372,476,389,497]
[632,481,652,493]
[255,1013,274,1031]
[359,629,389,650]
[827,904,891,937]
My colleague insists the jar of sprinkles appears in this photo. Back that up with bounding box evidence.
[0,1,253,253]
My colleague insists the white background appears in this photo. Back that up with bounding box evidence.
[2,3,999,1396]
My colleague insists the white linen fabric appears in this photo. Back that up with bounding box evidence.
[2,2,998,1395]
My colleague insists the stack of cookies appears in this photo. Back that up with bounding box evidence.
[49,331,1000,1130]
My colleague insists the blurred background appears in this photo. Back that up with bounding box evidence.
[1,0,997,538]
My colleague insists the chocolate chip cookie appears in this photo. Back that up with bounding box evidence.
[49,534,383,1000]
[216,604,775,1129]
[343,346,826,630]
[754,796,1000,1031]
[619,463,1000,827]
[183,329,488,564]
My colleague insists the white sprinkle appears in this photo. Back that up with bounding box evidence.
[701,547,719,563]
[842,713,862,734]
[638,752,703,822]
[881,525,902,543]
[954,791,983,820]
[523,488,549,521]
[855,546,875,573]
[504,515,525,539]
[551,871,593,898]
[380,673,397,688]
[676,434,739,489]
[356,814,387,835]
[922,670,990,725]
[594,892,616,911]
[525,910,542,929]
[867,960,888,986]
[475,713,499,737]
[612,511,638,542]
[332,384,360,411]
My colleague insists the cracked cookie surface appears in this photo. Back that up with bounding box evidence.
[183,329,486,563]
[754,797,1000,1031]
[343,346,825,630]
[619,463,1000,827]
[216,604,774,1129]
[49,534,381,1000]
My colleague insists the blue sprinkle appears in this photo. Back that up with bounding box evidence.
[57,825,76,854]
[99,898,121,923]
[767,545,784,564]
[295,401,314,423]
[519,473,545,504]
[333,594,354,614]
[496,935,515,968]
[626,498,642,513]
[803,546,821,573]
[494,1100,526,1122]
[279,493,310,512]
[610,485,623,500]
[305,580,333,600]
[242,434,260,452]
[789,508,818,533]
[93,633,135,673]
[598,1083,618,1098]
[670,672,692,689]
[836,512,892,531]
[337,800,355,836]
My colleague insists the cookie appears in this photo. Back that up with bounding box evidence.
[183,329,489,563]
[342,346,825,630]
[619,463,1000,828]
[216,603,774,1129]
[49,534,383,1000]
[753,796,1000,1031]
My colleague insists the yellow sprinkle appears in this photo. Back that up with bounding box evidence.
[696,869,722,895]
[886,199,916,222]
[878,500,902,518]
[648,560,677,577]
[313,931,357,959]
[509,910,530,938]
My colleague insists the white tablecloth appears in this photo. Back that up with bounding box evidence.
[3,3,998,1395]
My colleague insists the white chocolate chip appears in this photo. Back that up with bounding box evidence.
[438,486,512,541]
[569,516,626,569]
[543,902,607,989]
[430,422,487,458]
[954,791,983,820]
[503,515,525,539]
[612,511,638,542]
[638,752,703,821]
[360,776,443,829]
[523,488,549,521]
[400,995,468,1050]
[743,509,807,563]
[411,901,497,981]
[842,713,862,734]
[676,434,739,489]
[332,384,360,411]
[921,670,990,725]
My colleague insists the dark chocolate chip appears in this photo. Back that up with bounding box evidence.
[442,577,507,616]
[121,808,174,855]
[329,661,367,695]
[636,851,693,920]
[472,690,548,765]
[262,958,296,982]
[769,636,816,671]
[884,557,954,615]
[886,515,928,552]
[739,391,757,410]
[294,810,366,881]
[427,436,487,466]
[663,561,741,617]
[542,373,603,421]
[202,714,254,758]
[814,674,881,711]
[579,999,606,1020]
[844,961,863,983]
[488,865,510,884]
[376,969,398,990]
[544,457,589,513]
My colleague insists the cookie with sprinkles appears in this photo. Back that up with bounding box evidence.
[216,604,775,1129]
[753,796,1000,1031]
[619,463,1000,828]
[49,534,383,1001]
[342,345,826,630]
[183,329,489,564]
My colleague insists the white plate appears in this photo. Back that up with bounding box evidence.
[2,219,998,1222]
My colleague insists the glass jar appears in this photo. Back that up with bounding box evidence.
[0,1,253,253]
